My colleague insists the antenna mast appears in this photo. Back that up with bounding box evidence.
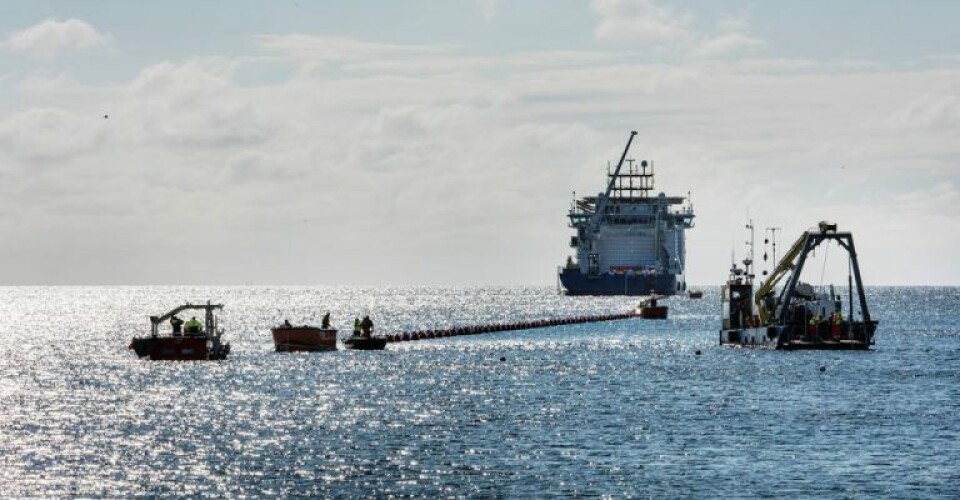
[744,219,755,281]
[764,226,781,277]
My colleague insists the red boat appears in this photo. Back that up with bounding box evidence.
[636,295,669,319]
[272,326,338,352]
[639,306,669,319]
[129,302,230,361]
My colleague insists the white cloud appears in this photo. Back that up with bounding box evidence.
[476,0,498,21]
[591,0,690,44]
[127,59,276,148]
[3,18,110,57]
[734,58,818,73]
[0,107,108,162]
[688,32,764,59]
[1,29,959,285]
[256,34,448,63]
[12,74,75,96]
[895,181,959,213]
[888,94,960,130]
[591,1,765,60]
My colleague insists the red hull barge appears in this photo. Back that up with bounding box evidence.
[272,326,337,352]
[130,335,229,360]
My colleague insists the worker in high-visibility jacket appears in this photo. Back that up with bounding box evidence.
[353,317,361,338]
[807,313,820,339]
[184,316,203,334]
[831,311,843,340]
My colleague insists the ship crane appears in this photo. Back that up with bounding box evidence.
[588,130,637,234]
[753,222,872,327]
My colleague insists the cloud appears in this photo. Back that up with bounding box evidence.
[0,107,108,162]
[3,18,110,57]
[591,1,764,60]
[11,74,75,96]
[256,34,448,63]
[895,181,959,213]
[591,0,690,44]
[1,27,959,285]
[476,0,498,21]
[888,94,960,131]
[734,58,818,73]
[688,32,764,59]
[128,59,276,148]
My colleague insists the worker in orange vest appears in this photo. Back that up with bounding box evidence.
[831,310,843,340]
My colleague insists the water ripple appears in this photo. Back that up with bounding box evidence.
[0,286,957,497]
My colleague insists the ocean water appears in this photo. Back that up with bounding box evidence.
[0,286,957,497]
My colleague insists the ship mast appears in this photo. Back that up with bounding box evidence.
[589,131,637,234]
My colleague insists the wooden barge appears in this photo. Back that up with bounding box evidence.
[271,326,338,352]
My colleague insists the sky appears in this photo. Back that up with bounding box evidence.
[0,0,957,286]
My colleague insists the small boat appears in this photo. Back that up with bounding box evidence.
[343,335,388,350]
[129,302,230,361]
[687,290,704,299]
[639,306,668,319]
[636,295,668,319]
[272,325,337,352]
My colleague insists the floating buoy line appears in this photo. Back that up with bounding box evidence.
[381,311,638,343]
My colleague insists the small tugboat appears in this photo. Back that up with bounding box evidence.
[687,290,704,299]
[272,323,337,352]
[719,222,877,350]
[129,302,230,360]
[636,294,668,319]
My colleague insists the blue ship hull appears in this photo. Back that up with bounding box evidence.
[559,269,681,296]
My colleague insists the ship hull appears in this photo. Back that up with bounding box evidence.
[129,335,230,360]
[271,326,337,352]
[559,269,680,296]
[719,322,877,350]
[638,306,668,319]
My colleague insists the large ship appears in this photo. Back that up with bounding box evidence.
[558,131,694,296]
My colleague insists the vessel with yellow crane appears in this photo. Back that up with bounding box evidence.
[719,221,877,350]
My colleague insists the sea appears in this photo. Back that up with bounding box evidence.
[0,286,957,498]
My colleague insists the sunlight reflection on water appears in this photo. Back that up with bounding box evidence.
[0,286,957,496]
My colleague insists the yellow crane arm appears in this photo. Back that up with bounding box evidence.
[754,231,809,322]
